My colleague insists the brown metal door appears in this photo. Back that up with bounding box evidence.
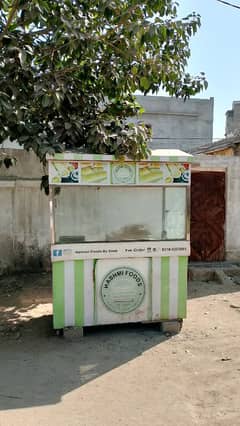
[190,171,225,261]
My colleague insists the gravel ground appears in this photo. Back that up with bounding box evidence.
[0,273,240,426]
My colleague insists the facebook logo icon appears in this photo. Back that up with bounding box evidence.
[53,249,62,257]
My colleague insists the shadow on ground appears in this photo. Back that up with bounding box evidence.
[0,316,168,411]
[188,279,240,299]
[188,267,240,299]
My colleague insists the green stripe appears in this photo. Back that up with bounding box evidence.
[178,256,188,318]
[52,153,192,163]
[149,155,161,162]
[161,257,170,319]
[74,260,84,326]
[93,154,104,160]
[54,153,65,160]
[171,156,179,163]
[52,262,65,329]
[150,155,192,163]
[73,154,83,160]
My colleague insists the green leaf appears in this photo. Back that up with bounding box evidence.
[64,122,72,130]
[140,77,151,90]
[131,66,138,75]
[18,49,27,67]
[42,95,51,107]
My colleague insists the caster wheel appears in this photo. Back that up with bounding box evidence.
[55,328,64,337]
[161,320,183,335]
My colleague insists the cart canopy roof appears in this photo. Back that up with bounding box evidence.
[47,149,192,163]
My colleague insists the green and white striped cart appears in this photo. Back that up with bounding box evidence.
[47,149,192,335]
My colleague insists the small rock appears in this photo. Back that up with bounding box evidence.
[14,332,21,340]
[230,304,240,309]
[221,357,232,362]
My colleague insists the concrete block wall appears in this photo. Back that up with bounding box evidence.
[193,155,240,261]
[135,96,214,152]
[0,150,50,274]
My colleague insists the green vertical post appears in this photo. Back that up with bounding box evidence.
[52,261,65,329]
[161,257,170,319]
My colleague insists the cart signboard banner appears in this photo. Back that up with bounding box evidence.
[49,159,190,186]
[51,241,190,261]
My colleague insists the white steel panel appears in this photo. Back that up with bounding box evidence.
[84,259,94,326]
[151,258,161,320]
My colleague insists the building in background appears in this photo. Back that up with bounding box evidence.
[225,101,240,137]
[191,135,240,156]
[135,95,214,152]
[192,100,240,156]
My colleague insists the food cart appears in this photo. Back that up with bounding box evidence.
[47,149,192,335]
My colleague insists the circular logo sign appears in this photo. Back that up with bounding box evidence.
[101,267,145,314]
[112,163,135,184]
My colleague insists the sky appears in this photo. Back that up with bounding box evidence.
[172,0,240,140]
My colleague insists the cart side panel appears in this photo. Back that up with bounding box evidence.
[52,255,188,329]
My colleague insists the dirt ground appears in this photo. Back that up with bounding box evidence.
[0,273,240,426]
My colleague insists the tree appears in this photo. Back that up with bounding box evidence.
[0,0,207,164]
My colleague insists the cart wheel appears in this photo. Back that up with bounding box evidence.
[161,320,183,335]
[55,328,64,337]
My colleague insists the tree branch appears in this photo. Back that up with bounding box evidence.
[217,0,240,10]
[0,0,19,39]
